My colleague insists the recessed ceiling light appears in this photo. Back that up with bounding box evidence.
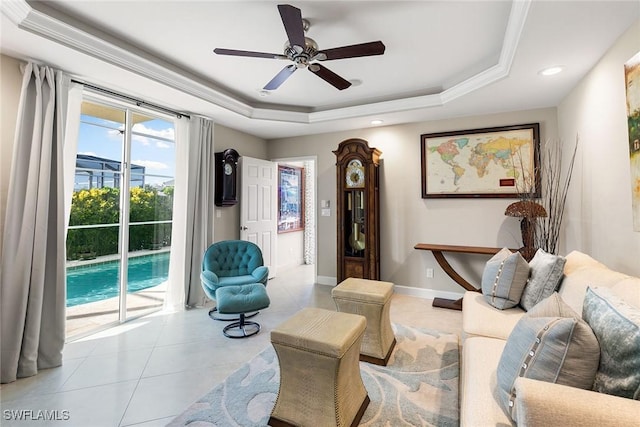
[370,119,383,125]
[539,66,563,76]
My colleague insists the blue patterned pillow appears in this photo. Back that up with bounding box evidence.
[481,248,529,309]
[582,287,640,399]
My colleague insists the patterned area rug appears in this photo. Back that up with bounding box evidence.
[168,324,459,426]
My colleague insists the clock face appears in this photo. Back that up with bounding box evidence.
[346,159,365,188]
[224,163,233,175]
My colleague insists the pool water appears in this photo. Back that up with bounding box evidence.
[66,252,170,307]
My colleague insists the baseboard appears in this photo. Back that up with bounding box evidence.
[317,275,337,286]
[393,285,464,301]
[316,277,464,301]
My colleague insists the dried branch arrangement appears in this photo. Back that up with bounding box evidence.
[508,136,578,259]
[535,137,579,255]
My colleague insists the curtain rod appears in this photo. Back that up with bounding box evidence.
[72,79,191,120]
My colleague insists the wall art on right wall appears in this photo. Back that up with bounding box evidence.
[624,51,640,232]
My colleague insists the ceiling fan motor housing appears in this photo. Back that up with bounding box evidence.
[284,37,318,68]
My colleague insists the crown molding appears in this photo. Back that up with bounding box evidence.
[0,0,30,23]
[1,0,531,125]
[441,0,531,104]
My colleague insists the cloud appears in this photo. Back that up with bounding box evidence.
[107,128,123,139]
[131,160,169,170]
[104,124,174,147]
[132,123,174,143]
[133,134,150,146]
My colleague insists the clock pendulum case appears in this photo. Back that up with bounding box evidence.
[214,148,240,207]
[333,138,381,282]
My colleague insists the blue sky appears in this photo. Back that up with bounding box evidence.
[77,114,176,186]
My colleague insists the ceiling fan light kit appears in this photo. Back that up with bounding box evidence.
[214,4,386,91]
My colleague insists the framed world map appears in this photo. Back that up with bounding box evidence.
[421,123,540,198]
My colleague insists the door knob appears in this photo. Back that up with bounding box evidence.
[240,226,248,231]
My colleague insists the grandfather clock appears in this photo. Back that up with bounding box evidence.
[334,138,381,282]
[215,148,239,206]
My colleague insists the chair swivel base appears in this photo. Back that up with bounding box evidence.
[223,314,261,338]
[208,307,259,321]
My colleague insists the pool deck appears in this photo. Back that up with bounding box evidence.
[66,281,167,339]
[65,249,170,340]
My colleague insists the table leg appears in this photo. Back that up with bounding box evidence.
[431,251,480,311]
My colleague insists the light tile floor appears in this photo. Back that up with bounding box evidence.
[0,265,462,427]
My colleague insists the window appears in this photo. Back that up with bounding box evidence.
[66,98,176,338]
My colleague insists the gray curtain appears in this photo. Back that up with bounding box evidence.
[165,117,215,310]
[1,63,82,383]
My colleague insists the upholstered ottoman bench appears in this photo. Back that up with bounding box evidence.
[332,278,396,365]
[269,307,369,427]
[215,283,270,338]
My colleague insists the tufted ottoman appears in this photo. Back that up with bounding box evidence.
[269,308,369,427]
[332,278,396,365]
[215,283,270,338]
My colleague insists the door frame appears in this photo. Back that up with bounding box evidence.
[271,155,318,284]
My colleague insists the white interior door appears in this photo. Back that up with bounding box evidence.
[240,156,277,279]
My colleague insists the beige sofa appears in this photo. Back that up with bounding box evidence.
[460,250,640,426]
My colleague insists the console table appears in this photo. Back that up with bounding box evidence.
[414,243,507,310]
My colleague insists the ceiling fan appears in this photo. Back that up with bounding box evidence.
[213,4,386,91]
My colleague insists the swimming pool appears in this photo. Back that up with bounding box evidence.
[66,252,170,307]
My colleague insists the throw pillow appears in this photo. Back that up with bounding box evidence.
[481,248,529,309]
[527,292,577,318]
[582,286,640,399]
[496,316,600,420]
[520,249,566,311]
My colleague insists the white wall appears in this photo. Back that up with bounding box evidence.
[0,54,23,261]
[277,231,304,271]
[268,108,559,296]
[212,123,268,242]
[558,19,640,276]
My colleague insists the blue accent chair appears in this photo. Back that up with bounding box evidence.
[201,240,269,318]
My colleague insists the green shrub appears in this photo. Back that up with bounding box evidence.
[67,186,173,260]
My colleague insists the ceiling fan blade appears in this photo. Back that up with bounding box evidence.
[308,64,351,90]
[264,65,297,90]
[315,41,386,61]
[214,48,288,60]
[278,4,306,48]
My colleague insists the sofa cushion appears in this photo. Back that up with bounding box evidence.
[496,316,600,420]
[582,286,640,400]
[462,292,525,340]
[481,248,529,310]
[563,250,607,275]
[557,265,629,316]
[520,249,566,311]
[611,277,640,308]
[460,337,513,426]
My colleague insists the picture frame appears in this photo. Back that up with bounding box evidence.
[278,165,304,233]
[420,123,540,198]
[624,51,640,231]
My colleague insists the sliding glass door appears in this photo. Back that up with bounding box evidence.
[66,97,175,338]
